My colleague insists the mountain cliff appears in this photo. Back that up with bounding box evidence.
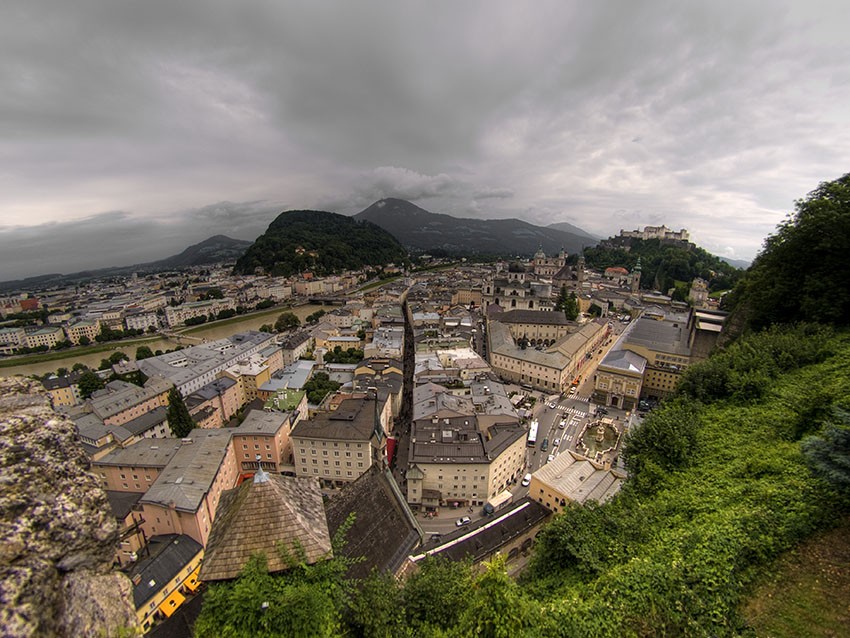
[355,198,596,257]
[233,209,409,277]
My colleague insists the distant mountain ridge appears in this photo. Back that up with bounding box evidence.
[547,221,599,240]
[153,235,252,269]
[0,235,252,292]
[233,209,408,277]
[354,198,596,257]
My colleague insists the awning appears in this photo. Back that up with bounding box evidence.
[160,589,186,618]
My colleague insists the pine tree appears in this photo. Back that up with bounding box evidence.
[167,387,195,438]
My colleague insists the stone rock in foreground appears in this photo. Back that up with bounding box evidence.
[0,377,138,637]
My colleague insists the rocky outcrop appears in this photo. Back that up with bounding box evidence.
[0,377,138,637]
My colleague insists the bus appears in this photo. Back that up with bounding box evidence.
[527,420,539,447]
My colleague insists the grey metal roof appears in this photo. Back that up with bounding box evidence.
[95,438,183,469]
[236,409,288,435]
[290,397,379,443]
[624,315,691,356]
[598,349,647,375]
[122,406,168,437]
[140,429,233,512]
[130,534,203,608]
[533,451,624,505]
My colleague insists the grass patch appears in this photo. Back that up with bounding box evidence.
[742,514,850,638]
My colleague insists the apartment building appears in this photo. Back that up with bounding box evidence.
[291,397,386,487]
[130,534,203,633]
[137,331,276,396]
[138,428,239,546]
[164,298,236,327]
[93,439,184,493]
[88,377,173,427]
[24,326,64,349]
[231,409,297,473]
[65,320,101,345]
[529,451,624,514]
[185,377,241,429]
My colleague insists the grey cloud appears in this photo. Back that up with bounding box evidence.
[2,0,850,275]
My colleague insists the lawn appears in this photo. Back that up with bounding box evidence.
[742,514,850,637]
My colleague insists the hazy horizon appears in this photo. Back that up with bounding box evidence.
[2,1,849,279]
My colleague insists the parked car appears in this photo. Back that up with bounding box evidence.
[456,516,471,527]
[559,419,567,429]
[547,454,556,463]
[521,473,532,487]
[553,437,561,447]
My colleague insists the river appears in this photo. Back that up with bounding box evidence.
[1,304,324,378]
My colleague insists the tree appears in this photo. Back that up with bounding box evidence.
[802,408,850,493]
[72,362,88,372]
[167,387,195,438]
[459,555,536,637]
[306,309,326,324]
[564,292,579,320]
[728,173,850,330]
[275,312,301,332]
[78,370,105,399]
[78,335,91,346]
[401,556,472,632]
[135,345,154,360]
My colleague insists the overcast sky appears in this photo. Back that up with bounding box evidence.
[2,1,849,280]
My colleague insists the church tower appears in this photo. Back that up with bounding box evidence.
[631,257,642,294]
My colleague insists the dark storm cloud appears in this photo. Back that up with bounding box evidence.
[2,0,850,278]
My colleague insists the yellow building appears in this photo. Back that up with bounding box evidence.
[65,319,101,345]
[130,534,203,633]
[529,451,624,514]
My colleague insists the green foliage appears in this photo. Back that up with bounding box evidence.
[401,556,473,633]
[584,237,742,293]
[78,370,104,399]
[676,324,835,404]
[233,210,409,277]
[275,312,301,332]
[78,335,91,346]
[256,299,275,310]
[522,328,850,636]
[346,571,408,638]
[185,315,208,326]
[554,286,579,320]
[458,555,538,638]
[728,173,850,330]
[307,309,327,324]
[802,407,850,494]
[200,287,224,300]
[135,345,154,360]
[194,554,341,638]
[323,346,364,364]
[302,372,341,405]
[167,387,195,438]
[622,399,701,491]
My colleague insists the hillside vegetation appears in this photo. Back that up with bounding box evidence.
[233,210,409,277]
[583,237,743,295]
[195,175,850,637]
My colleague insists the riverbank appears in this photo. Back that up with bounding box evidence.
[0,303,323,378]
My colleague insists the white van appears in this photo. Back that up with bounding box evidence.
[521,473,532,487]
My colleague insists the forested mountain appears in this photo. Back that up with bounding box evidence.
[355,198,596,257]
[583,236,743,295]
[233,209,409,277]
